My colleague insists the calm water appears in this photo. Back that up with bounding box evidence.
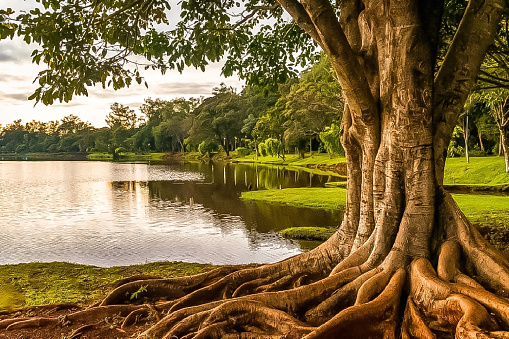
[0,161,343,266]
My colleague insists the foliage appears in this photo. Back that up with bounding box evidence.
[235,147,251,157]
[257,141,268,157]
[447,125,465,157]
[264,137,283,158]
[0,0,318,105]
[198,140,219,155]
[130,285,148,300]
[319,123,343,157]
[106,103,138,130]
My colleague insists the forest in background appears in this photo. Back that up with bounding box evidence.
[0,54,507,163]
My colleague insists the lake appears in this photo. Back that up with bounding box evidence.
[0,161,343,267]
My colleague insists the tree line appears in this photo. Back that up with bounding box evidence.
[1,54,507,165]
[0,55,344,158]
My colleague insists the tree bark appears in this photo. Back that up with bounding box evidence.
[1,0,508,338]
[464,114,470,163]
[478,130,484,152]
[501,128,509,172]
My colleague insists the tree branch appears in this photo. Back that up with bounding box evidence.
[275,0,325,49]
[229,5,280,30]
[433,0,506,183]
[299,0,377,124]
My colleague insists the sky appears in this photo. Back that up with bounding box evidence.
[0,0,244,128]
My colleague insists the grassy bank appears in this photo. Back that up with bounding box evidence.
[241,187,347,210]
[234,153,346,166]
[87,152,168,161]
[452,194,509,229]
[281,227,336,241]
[242,187,509,230]
[444,157,509,186]
[0,261,216,312]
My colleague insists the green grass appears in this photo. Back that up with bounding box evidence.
[87,152,167,161]
[451,193,509,229]
[241,187,347,210]
[234,153,346,166]
[0,261,215,311]
[281,227,336,241]
[242,187,509,230]
[444,157,509,186]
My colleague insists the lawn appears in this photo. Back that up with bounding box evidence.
[241,187,347,210]
[444,157,509,186]
[242,187,509,230]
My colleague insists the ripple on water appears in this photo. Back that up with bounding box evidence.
[0,161,308,266]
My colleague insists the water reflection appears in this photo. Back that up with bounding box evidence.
[0,161,342,267]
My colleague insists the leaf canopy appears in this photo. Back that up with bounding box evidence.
[1,0,319,105]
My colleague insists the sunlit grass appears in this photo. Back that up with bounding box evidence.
[234,153,346,166]
[0,261,215,311]
[444,156,509,186]
[281,227,336,241]
[242,187,509,230]
[451,193,509,229]
[241,187,347,210]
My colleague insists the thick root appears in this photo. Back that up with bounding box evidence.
[3,194,509,339]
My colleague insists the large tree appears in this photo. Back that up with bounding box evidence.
[1,0,509,338]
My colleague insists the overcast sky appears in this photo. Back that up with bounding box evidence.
[0,0,244,128]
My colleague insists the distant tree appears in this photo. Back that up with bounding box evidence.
[106,103,137,130]
[264,137,284,159]
[190,84,244,156]
[319,123,343,158]
[283,55,343,151]
[483,90,509,172]
[58,115,91,135]
[0,120,27,153]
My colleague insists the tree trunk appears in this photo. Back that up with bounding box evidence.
[478,130,484,152]
[222,137,230,157]
[2,0,507,338]
[464,114,470,163]
[501,128,509,172]
[500,135,504,156]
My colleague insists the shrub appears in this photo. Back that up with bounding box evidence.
[198,140,219,155]
[265,138,282,157]
[258,142,268,157]
[235,147,251,157]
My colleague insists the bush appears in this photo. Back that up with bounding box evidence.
[258,142,268,157]
[235,147,251,157]
[198,140,219,155]
[265,138,282,157]
[115,147,127,154]
[15,144,28,154]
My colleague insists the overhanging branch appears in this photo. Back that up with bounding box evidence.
[275,0,325,49]
[433,0,506,183]
[299,0,377,123]
[434,0,505,124]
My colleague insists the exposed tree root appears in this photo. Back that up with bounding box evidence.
[2,192,509,338]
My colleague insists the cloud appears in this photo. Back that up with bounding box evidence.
[151,82,223,95]
[0,51,17,62]
[0,40,37,64]
[0,91,31,103]
[0,73,32,83]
